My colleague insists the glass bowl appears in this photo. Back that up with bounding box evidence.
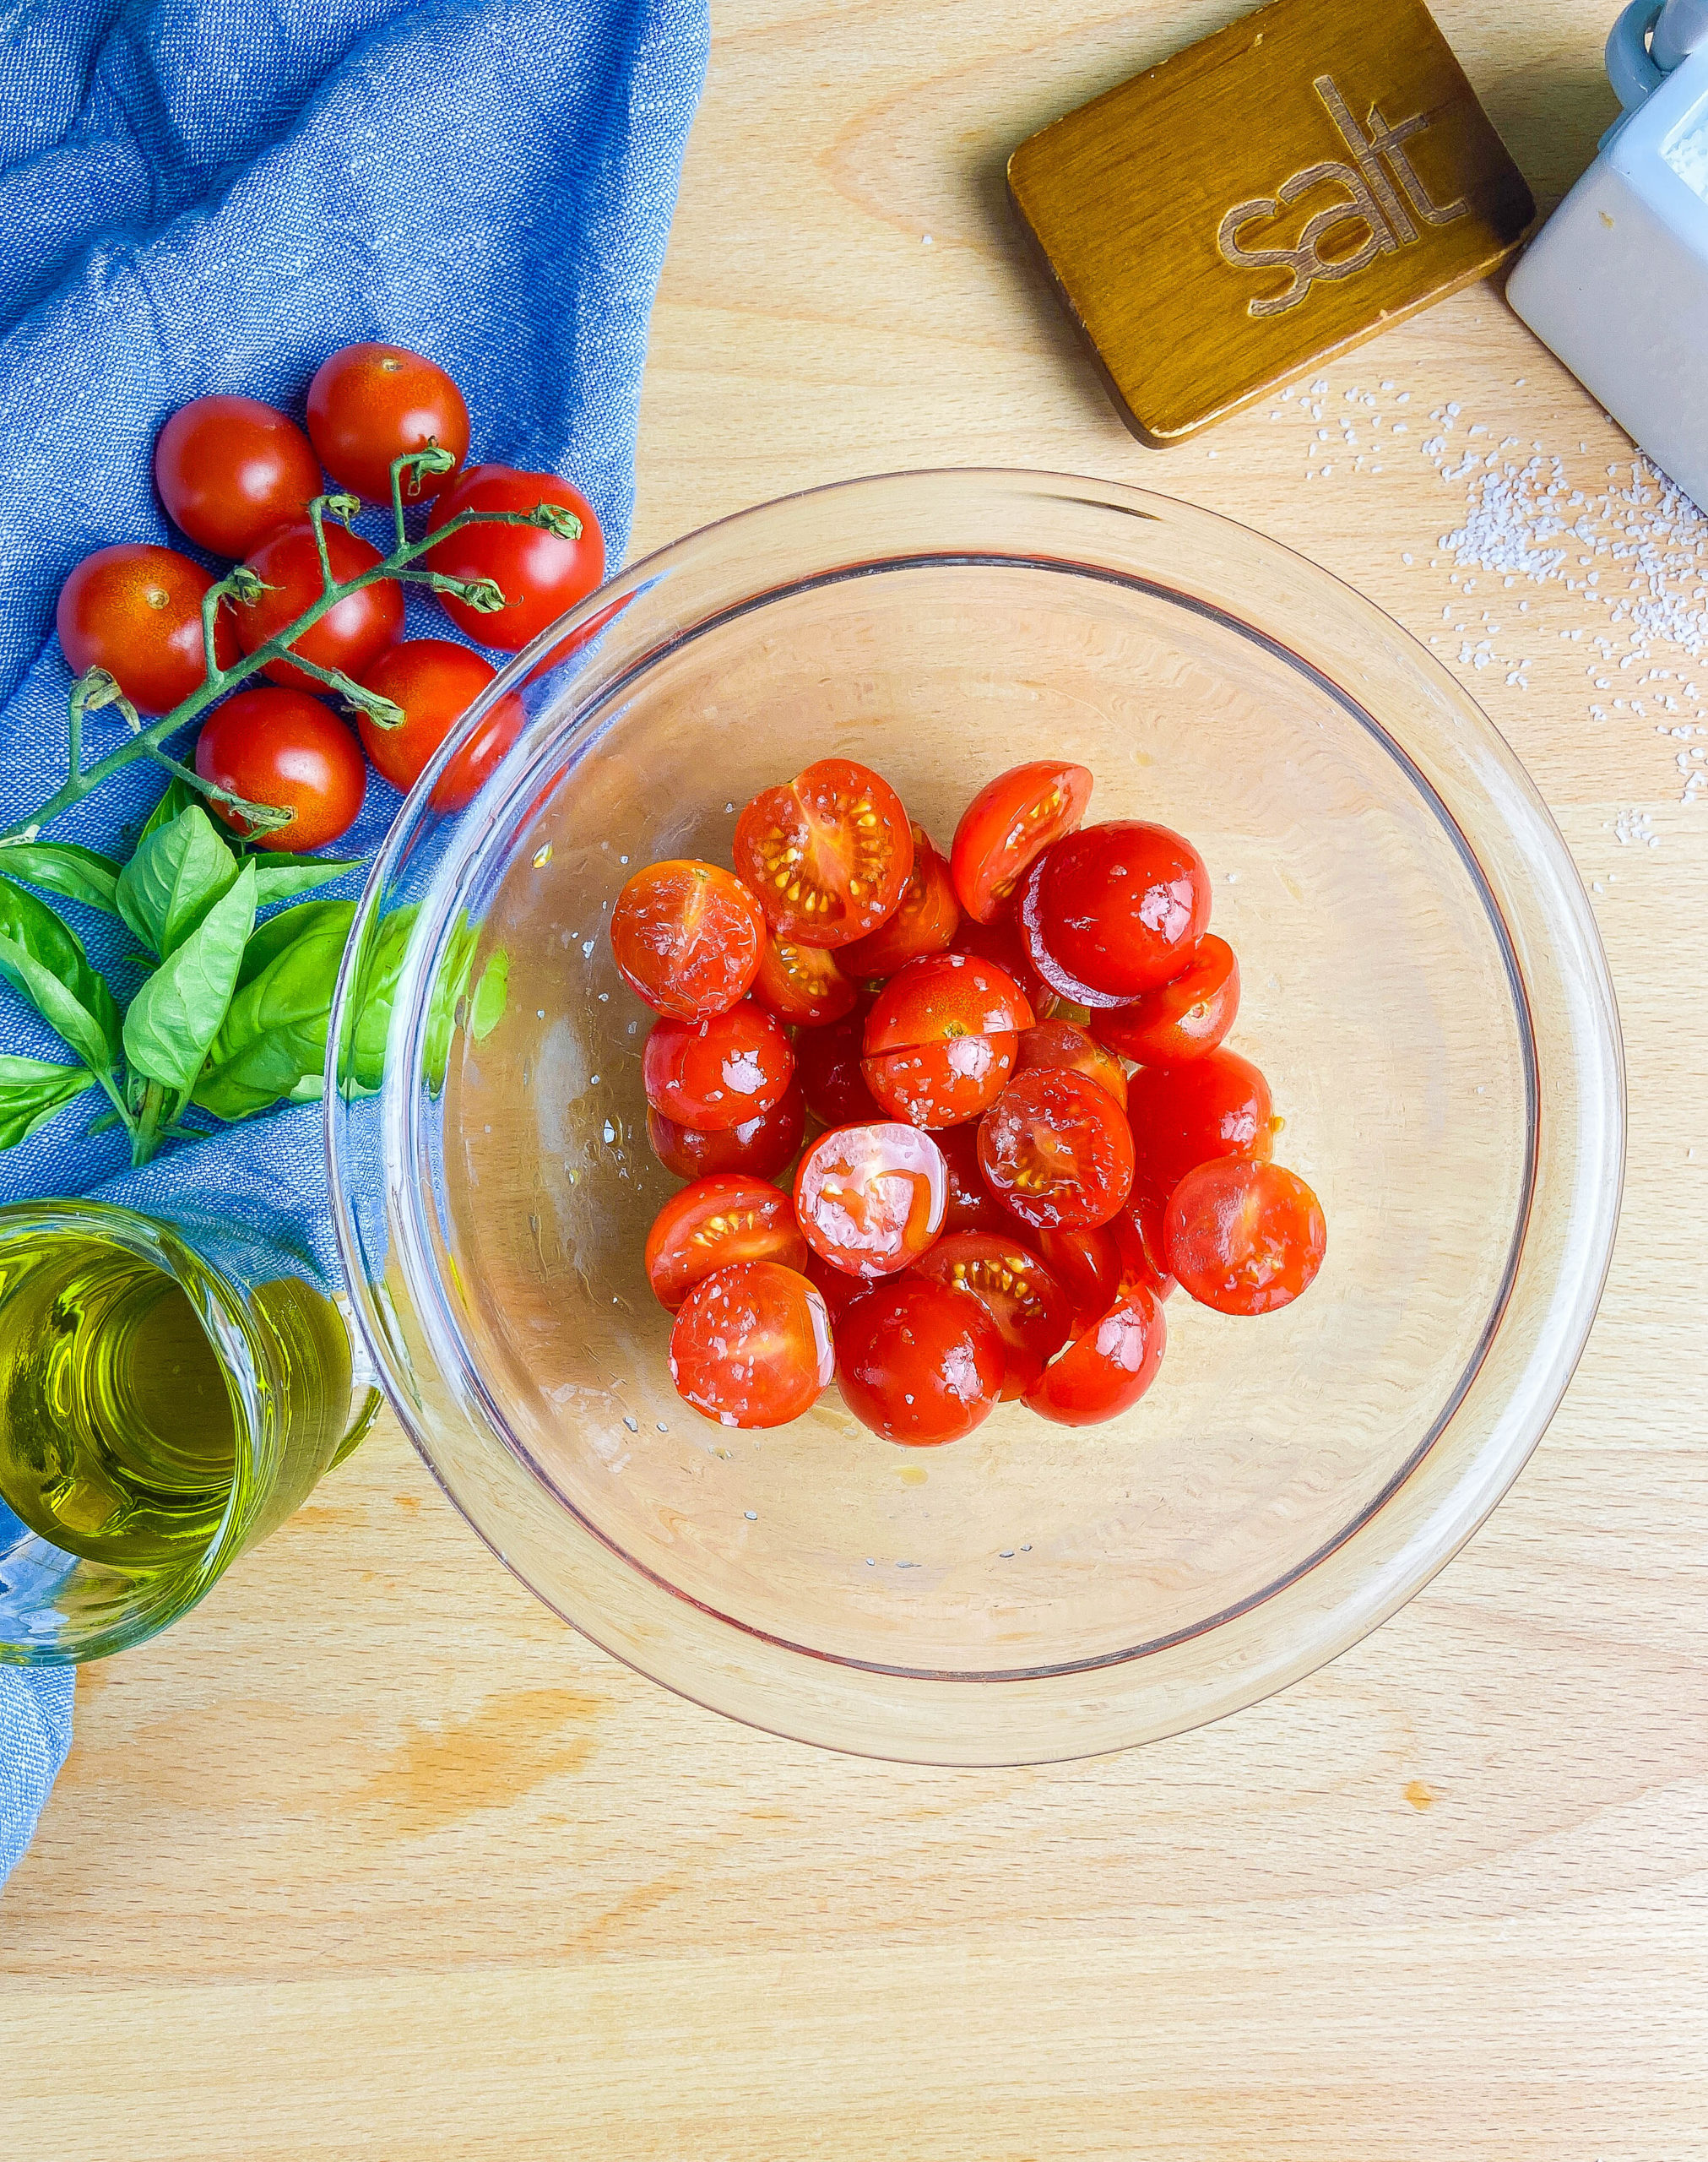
[326,470,1623,1766]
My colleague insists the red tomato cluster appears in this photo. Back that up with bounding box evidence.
[615,757,1328,1442]
[56,344,605,851]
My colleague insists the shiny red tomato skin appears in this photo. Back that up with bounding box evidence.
[950,906,1056,1019]
[1110,1192,1175,1303]
[642,1002,794,1132]
[837,1276,1006,1444]
[610,861,767,1021]
[864,951,1033,1054]
[863,1032,1017,1129]
[935,1119,1015,1235]
[643,1176,806,1312]
[733,758,914,948]
[194,688,365,851]
[1164,1158,1326,1315]
[839,825,960,977]
[647,1079,804,1180]
[234,520,402,691]
[1021,823,1212,1003]
[1025,1285,1166,1427]
[154,394,323,557]
[1125,1049,1274,1197]
[669,1261,834,1428]
[1092,935,1240,1066]
[56,544,238,714]
[805,1244,867,1323]
[306,343,469,503]
[751,938,858,1027]
[978,1067,1136,1231]
[1014,1018,1128,1110]
[793,1002,884,1127]
[793,1122,947,1278]
[1037,1224,1121,1332]
[426,464,605,650]
[911,1230,1072,1399]
[951,759,1093,922]
[355,638,523,807]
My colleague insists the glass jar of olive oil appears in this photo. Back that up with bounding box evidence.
[0,1199,378,1663]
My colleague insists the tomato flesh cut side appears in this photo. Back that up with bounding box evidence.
[951,760,1093,923]
[642,1002,794,1132]
[1025,1285,1167,1427]
[647,1080,805,1181]
[837,1276,1006,1443]
[911,1231,1072,1399]
[978,1067,1136,1230]
[794,1122,947,1277]
[751,937,858,1027]
[611,860,767,1020]
[839,825,961,978]
[734,758,914,948]
[1125,1049,1273,1198]
[1020,823,1212,1003]
[1164,1158,1326,1315]
[1092,935,1239,1066]
[643,1176,806,1311]
[669,1262,834,1428]
[1014,1018,1128,1109]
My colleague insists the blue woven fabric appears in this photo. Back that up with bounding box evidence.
[0,0,707,1890]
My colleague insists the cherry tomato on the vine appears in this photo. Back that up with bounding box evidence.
[794,1122,946,1278]
[751,937,858,1028]
[838,824,960,977]
[234,520,402,692]
[642,1002,794,1132]
[355,638,523,808]
[56,544,237,714]
[837,1275,1006,1444]
[643,1176,806,1312]
[734,758,913,948]
[1014,1018,1129,1110]
[647,1079,805,1181]
[669,1261,834,1429]
[154,394,323,558]
[1019,822,1211,1005]
[1125,1049,1273,1198]
[306,344,469,504]
[979,1067,1135,1231]
[1164,1158,1326,1315]
[426,464,605,651]
[1025,1285,1166,1427]
[194,688,365,852]
[793,1002,884,1127]
[951,759,1093,924]
[610,860,767,1021]
[1092,934,1239,1066]
[911,1231,1072,1400]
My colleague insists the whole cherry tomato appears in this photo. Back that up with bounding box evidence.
[194,688,365,852]
[669,1261,834,1428]
[951,759,1093,923]
[837,1275,1006,1444]
[647,1079,805,1181]
[979,1067,1135,1230]
[355,638,523,808]
[1014,1018,1129,1110]
[950,905,1055,1019]
[154,394,323,557]
[1019,822,1211,1004]
[793,1002,884,1127]
[1125,1049,1273,1197]
[911,1231,1072,1399]
[306,343,469,504]
[643,1176,806,1311]
[642,1002,794,1132]
[234,520,402,692]
[1093,935,1240,1066]
[1164,1157,1326,1315]
[1025,1285,1167,1427]
[838,824,960,978]
[750,937,858,1028]
[794,1122,946,1278]
[935,1120,1014,1236]
[426,464,605,650]
[610,861,767,1021]
[734,758,913,948]
[56,544,237,714]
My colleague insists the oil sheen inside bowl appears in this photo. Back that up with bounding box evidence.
[329,471,1622,1763]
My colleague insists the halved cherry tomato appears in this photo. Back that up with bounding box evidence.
[643,1176,806,1312]
[1026,1285,1166,1427]
[951,906,1055,1019]
[306,343,469,504]
[911,1231,1072,1399]
[751,937,857,1027]
[643,1002,794,1132]
[837,1276,1006,1444]
[951,760,1093,924]
[861,950,1033,1127]
[669,1261,834,1428]
[936,1119,1014,1235]
[1018,823,1211,1005]
[1014,1019,1128,1110]
[839,824,960,977]
[793,1002,883,1127]
[1164,1158,1326,1315]
[610,860,767,1021]
[355,638,523,809]
[734,758,913,948]
[1110,1189,1175,1302]
[978,1067,1135,1230]
[154,394,323,557]
[805,1245,867,1323]
[1037,1224,1120,1331]
[1092,935,1239,1066]
[794,1122,946,1278]
[426,464,605,651]
[647,1080,804,1181]
[1125,1049,1273,1197]
[234,519,403,692]
[57,544,238,715]
[863,1035,1018,1131]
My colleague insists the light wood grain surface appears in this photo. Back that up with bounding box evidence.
[7,3,1707,2156]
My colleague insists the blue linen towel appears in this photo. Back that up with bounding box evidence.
[0,0,708,1890]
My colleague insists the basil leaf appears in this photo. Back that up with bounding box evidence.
[0,1054,96,1149]
[252,854,359,905]
[469,948,509,1041]
[0,845,122,914]
[196,902,354,1122]
[138,774,198,845]
[347,906,416,1093]
[116,804,239,959]
[122,859,257,1092]
[0,882,122,1072]
[424,913,480,1096]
